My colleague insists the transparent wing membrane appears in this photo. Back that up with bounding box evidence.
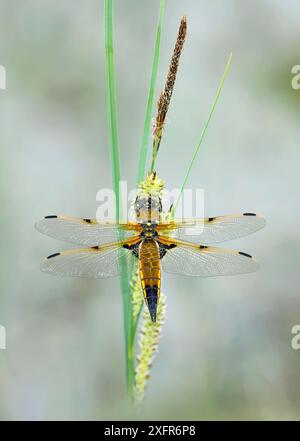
[36,212,263,279]
[35,215,141,246]
[40,242,136,278]
[158,237,258,277]
[157,213,265,244]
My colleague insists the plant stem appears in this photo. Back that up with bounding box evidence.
[137,0,165,185]
[149,137,160,174]
[127,0,166,401]
[173,52,232,214]
[104,0,132,398]
[105,0,121,220]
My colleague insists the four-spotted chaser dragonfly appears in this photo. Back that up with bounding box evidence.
[36,193,265,322]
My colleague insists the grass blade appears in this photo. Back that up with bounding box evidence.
[105,0,121,220]
[127,0,166,401]
[104,0,132,397]
[173,52,232,214]
[137,0,165,184]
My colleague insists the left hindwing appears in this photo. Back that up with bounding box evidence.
[157,236,258,277]
[40,237,141,278]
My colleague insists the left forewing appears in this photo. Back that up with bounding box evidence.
[35,215,141,246]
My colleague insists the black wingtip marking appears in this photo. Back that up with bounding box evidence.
[91,246,99,250]
[239,251,252,258]
[243,213,256,216]
[208,217,215,222]
[45,215,58,219]
[200,245,208,249]
[47,252,60,259]
[83,218,92,223]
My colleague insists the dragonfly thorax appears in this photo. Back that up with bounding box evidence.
[140,223,158,239]
[134,194,162,224]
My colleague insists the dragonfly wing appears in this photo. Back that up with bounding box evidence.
[158,213,265,244]
[35,215,141,246]
[40,238,141,278]
[158,237,259,277]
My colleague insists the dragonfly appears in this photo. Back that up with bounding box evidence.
[36,192,265,322]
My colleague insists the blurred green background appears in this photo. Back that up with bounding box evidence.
[0,0,300,420]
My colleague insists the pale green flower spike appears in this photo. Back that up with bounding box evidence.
[138,172,164,197]
[131,270,144,321]
[133,292,166,406]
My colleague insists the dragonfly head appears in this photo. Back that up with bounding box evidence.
[134,194,162,224]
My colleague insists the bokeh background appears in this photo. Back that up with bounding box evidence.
[0,0,300,420]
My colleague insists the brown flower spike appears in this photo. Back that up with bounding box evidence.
[151,16,187,170]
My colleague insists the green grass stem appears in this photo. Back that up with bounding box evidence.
[173,52,232,214]
[127,0,166,401]
[104,0,133,398]
[137,0,165,184]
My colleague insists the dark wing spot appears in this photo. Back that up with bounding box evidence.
[208,217,215,222]
[83,218,92,223]
[158,244,167,259]
[123,242,140,258]
[239,251,252,258]
[91,246,99,250]
[47,252,60,259]
[157,241,176,259]
[45,215,57,219]
[200,245,208,249]
[243,213,256,216]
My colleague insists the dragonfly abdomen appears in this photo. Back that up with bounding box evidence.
[139,240,161,323]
